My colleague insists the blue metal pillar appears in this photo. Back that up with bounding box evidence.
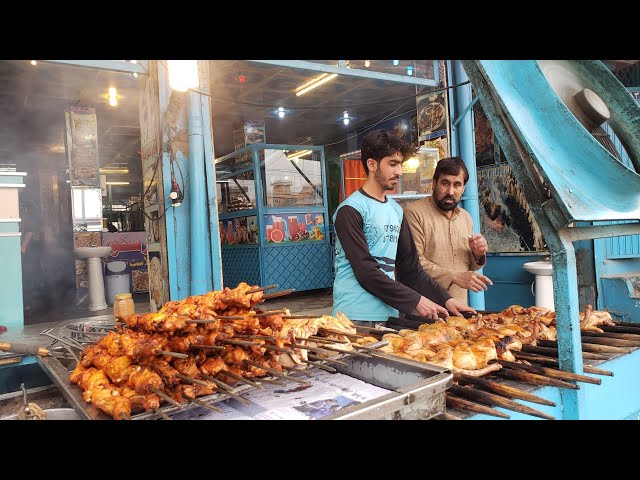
[548,231,586,419]
[188,88,210,295]
[452,60,485,309]
[199,62,223,291]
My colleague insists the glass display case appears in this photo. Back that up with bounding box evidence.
[215,144,332,292]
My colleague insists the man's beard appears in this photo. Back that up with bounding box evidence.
[434,194,459,211]
[375,169,398,191]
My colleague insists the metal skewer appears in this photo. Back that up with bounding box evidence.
[190,344,224,351]
[243,359,310,385]
[245,284,278,295]
[217,338,262,347]
[300,359,337,373]
[262,344,296,354]
[149,386,183,408]
[187,396,225,413]
[261,289,296,301]
[307,354,348,366]
[198,374,253,406]
[156,350,189,359]
[220,370,264,389]
[317,344,372,358]
[308,335,349,344]
[153,408,172,420]
[176,373,216,388]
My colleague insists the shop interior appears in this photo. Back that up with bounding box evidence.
[1,60,447,324]
[0,60,143,323]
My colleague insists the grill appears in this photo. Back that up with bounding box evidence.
[383,314,638,420]
[36,318,452,420]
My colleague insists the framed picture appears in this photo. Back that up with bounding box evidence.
[417,93,447,140]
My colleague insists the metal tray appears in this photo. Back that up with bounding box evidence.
[325,351,452,420]
[36,320,452,420]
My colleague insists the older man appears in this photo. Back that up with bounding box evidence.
[404,157,492,306]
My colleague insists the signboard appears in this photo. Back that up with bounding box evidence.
[102,232,149,293]
[65,106,99,187]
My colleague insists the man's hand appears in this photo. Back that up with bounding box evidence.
[444,298,476,317]
[453,271,493,292]
[413,296,449,321]
[468,233,488,262]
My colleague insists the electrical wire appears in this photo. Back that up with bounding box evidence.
[187,80,469,111]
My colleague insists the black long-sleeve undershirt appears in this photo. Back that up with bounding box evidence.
[334,195,451,315]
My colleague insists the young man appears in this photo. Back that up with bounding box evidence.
[404,157,493,306]
[332,130,474,324]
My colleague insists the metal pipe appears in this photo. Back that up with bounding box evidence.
[189,86,209,295]
[452,60,484,310]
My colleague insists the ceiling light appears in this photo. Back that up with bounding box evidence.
[99,168,129,174]
[295,73,337,96]
[287,149,312,161]
[108,87,118,107]
[278,107,285,119]
[342,111,350,126]
[30,60,37,66]
[168,60,199,92]
[106,181,130,186]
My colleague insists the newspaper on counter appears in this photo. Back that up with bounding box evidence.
[172,368,391,420]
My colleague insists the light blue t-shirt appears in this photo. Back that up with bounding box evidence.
[332,190,403,321]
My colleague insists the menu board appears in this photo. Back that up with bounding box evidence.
[65,106,99,186]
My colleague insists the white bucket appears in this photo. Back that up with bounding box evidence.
[106,260,127,273]
[106,273,131,305]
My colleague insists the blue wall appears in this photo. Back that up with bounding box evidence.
[481,253,548,311]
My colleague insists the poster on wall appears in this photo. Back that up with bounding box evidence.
[65,106,99,187]
[263,212,326,243]
[148,251,163,311]
[219,215,259,245]
[477,164,545,252]
[417,93,448,140]
[102,232,149,293]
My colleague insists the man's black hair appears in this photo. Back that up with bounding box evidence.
[360,129,418,174]
[433,156,470,184]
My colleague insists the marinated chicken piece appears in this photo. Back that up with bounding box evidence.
[120,386,160,412]
[90,387,131,420]
[452,343,480,370]
[199,357,228,376]
[103,355,133,384]
[580,305,615,332]
[171,357,202,379]
[143,358,182,385]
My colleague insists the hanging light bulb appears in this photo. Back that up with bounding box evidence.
[108,87,118,107]
[393,60,399,66]
[407,65,413,76]
[343,111,350,126]
[364,60,371,68]
[405,157,420,170]
[278,107,285,119]
[167,60,199,92]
